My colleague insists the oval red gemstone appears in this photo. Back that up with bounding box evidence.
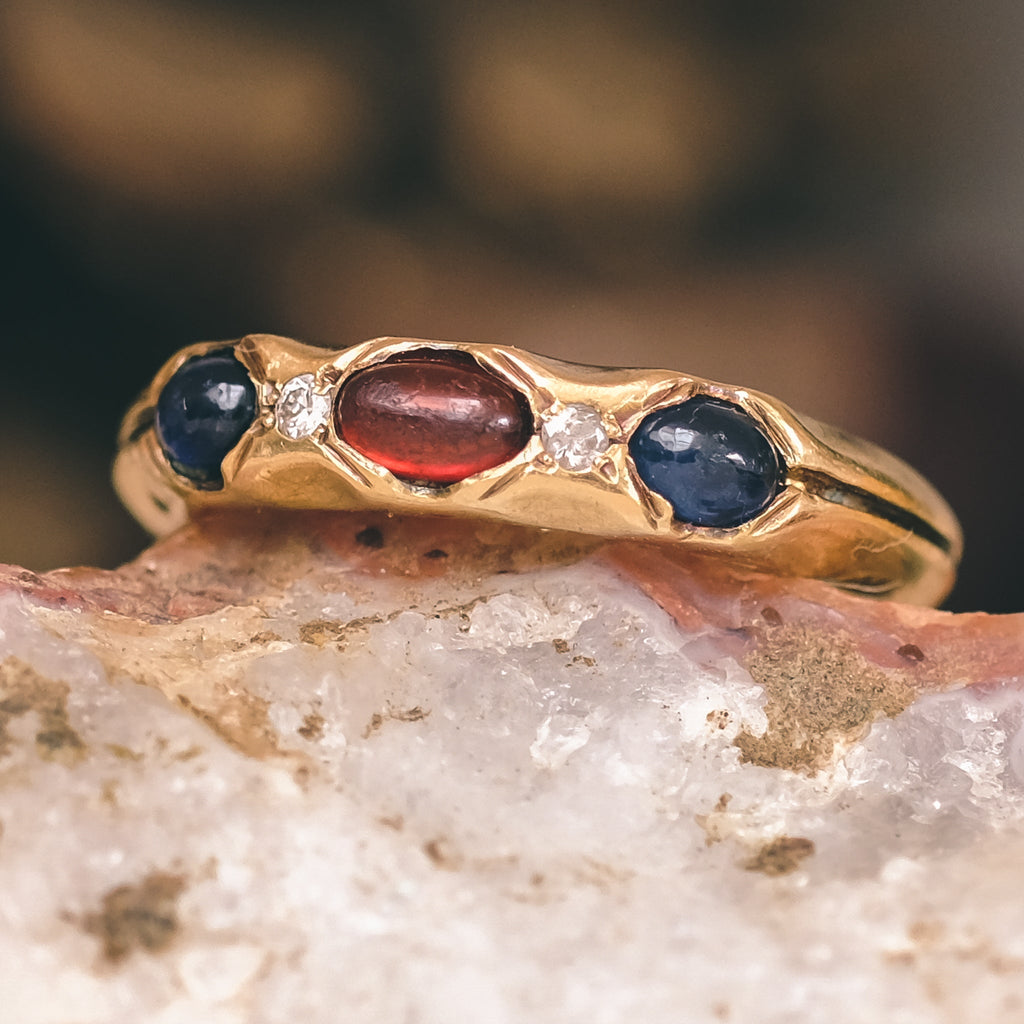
[335,350,533,484]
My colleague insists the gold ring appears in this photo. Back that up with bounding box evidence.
[114,335,962,606]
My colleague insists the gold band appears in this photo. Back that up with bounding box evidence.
[114,334,961,606]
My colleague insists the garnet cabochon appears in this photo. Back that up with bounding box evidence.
[335,352,534,484]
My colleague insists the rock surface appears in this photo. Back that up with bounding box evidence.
[0,511,1022,1024]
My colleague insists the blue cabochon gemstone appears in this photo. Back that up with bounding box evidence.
[628,396,783,528]
[155,350,257,487]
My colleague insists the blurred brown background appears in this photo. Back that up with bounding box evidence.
[1,0,1022,612]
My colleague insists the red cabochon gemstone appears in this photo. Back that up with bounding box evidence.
[335,350,533,484]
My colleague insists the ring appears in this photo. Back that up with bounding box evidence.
[114,335,962,606]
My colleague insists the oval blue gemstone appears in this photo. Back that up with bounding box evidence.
[628,396,782,527]
[155,350,257,487]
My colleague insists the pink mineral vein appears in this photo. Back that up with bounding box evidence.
[1,510,1021,695]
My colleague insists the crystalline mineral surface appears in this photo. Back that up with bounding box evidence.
[0,511,1022,1024]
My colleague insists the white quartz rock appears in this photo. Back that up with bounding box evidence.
[0,512,1022,1024]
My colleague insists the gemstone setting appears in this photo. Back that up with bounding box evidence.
[628,396,782,527]
[540,404,610,471]
[335,349,533,484]
[275,374,330,440]
[155,350,257,487]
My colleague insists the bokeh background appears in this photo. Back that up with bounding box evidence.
[1,0,1022,612]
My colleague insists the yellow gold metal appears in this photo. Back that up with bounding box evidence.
[114,334,962,606]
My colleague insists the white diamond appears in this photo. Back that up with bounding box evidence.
[275,374,330,440]
[540,403,610,471]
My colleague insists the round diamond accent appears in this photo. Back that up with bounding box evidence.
[540,403,611,471]
[275,374,331,440]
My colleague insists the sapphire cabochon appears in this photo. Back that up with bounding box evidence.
[155,350,258,487]
[628,396,783,528]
